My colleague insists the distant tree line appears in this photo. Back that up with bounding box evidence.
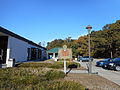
[47,20,120,58]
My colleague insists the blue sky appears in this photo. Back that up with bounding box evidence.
[0,0,120,45]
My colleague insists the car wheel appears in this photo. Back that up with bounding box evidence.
[115,66,120,71]
[102,65,106,68]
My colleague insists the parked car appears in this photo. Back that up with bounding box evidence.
[103,58,120,71]
[96,58,112,67]
[78,56,93,62]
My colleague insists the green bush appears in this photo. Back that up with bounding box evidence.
[45,81,85,90]
[45,70,65,80]
[0,67,46,89]
[67,62,80,67]
[0,63,85,90]
[49,61,80,69]
[17,62,52,68]
[0,67,66,89]
[17,61,80,69]
[58,59,71,61]
[19,81,85,90]
[48,62,64,69]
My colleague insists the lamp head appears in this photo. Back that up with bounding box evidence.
[86,25,92,30]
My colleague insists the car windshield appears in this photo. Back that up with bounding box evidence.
[113,58,120,62]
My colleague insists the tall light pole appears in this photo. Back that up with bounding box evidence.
[86,25,92,74]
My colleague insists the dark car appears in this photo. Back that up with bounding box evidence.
[78,56,93,62]
[96,58,112,67]
[103,58,120,71]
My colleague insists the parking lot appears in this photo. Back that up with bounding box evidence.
[79,59,120,86]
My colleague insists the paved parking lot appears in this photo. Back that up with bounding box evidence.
[78,59,120,86]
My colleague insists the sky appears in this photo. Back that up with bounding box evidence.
[0,0,120,45]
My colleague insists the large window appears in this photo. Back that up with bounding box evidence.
[31,48,37,60]
[27,48,42,60]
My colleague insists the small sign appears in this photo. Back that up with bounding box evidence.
[58,48,72,59]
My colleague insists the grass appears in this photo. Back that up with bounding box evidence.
[0,61,85,90]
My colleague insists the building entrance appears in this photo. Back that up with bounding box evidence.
[0,36,8,64]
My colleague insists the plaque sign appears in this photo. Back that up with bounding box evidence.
[58,45,72,59]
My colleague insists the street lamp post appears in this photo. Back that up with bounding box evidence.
[86,25,92,74]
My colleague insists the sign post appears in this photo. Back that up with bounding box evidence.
[58,45,72,74]
[63,45,67,74]
[64,59,66,74]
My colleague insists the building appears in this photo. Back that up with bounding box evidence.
[0,27,47,68]
[47,48,61,61]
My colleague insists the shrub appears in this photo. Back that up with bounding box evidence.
[49,61,80,69]
[0,67,47,89]
[46,81,85,90]
[0,62,85,90]
[17,61,80,69]
[67,62,80,67]
[23,81,85,90]
[0,67,66,89]
[58,59,71,61]
[45,70,65,80]
[17,62,52,68]
[48,62,64,69]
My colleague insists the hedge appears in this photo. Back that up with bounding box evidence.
[0,67,85,90]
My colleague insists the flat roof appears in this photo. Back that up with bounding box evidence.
[0,26,46,50]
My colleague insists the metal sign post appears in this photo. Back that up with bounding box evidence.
[58,45,72,74]
[64,59,67,74]
[63,45,67,74]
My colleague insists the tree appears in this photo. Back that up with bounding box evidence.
[47,39,64,50]
[47,20,120,58]
[46,37,78,56]
[76,20,120,58]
